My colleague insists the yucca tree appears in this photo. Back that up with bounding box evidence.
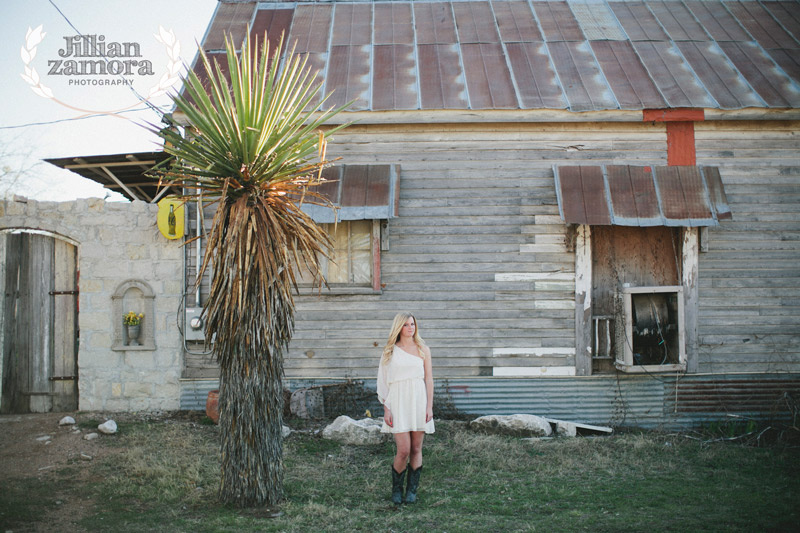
[154,33,349,507]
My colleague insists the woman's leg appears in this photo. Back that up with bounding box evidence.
[405,432,426,503]
[393,432,411,471]
[409,431,425,469]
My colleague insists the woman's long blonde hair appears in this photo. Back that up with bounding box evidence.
[381,312,426,364]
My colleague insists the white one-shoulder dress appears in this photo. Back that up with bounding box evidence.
[377,346,435,434]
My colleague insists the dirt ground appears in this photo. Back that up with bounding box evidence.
[0,412,136,532]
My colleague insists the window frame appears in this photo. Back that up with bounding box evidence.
[296,219,383,295]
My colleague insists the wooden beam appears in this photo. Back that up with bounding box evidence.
[99,166,140,201]
[574,224,592,376]
[643,108,705,122]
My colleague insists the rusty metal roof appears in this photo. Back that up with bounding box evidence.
[554,165,732,226]
[300,164,400,223]
[193,0,800,113]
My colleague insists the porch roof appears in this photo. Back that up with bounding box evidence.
[45,152,176,203]
[300,164,400,223]
[554,165,732,226]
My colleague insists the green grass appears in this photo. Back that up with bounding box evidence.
[3,417,799,532]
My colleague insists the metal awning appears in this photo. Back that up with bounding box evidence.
[45,152,176,203]
[301,164,400,223]
[554,165,732,227]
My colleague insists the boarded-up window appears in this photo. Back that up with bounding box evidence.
[591,225,682,373]
[299,221,374,286]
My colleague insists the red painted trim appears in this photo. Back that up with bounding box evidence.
[643,108,705,122]
[666,121,696,166]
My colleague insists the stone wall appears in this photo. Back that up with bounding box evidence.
[1,195,183,411]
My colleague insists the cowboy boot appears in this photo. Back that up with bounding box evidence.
[391,466,406,504]
[405,465,422,503]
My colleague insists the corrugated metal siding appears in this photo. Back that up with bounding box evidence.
[181,374,800,429]
[198,0,800,113]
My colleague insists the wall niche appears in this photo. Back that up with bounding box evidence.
[111,279,156,351]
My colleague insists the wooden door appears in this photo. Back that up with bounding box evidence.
[1,232,78,413]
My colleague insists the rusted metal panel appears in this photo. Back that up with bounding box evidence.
[249,8,293,55]
[702,167,732,221]
[461,43,517,109]
[606,165,662,226]
[569,1,626,41]
[364,165,392,208]
[763,1,800,44]
[317,166,341,204]
[668,377,800,414]
[288,4,332,53]
[190,51,230,95]
[325,45,371,110]
[202,2,256,51]
[374,2,414,45]
[340,165,370,207]
[719,41,800,107]
[591,41,666,109]
[373,44,418,110]
[768,49,800,85]
[532,1,584,42]
[609,1,669,41]
[331,3,372,46]
[452,1,499,43]
[633,42,716,108]
[647,0,710,41]
[548,41,617,111]
[654,166,713,226]
[684,1,750,41]
[417,44,469,109]
[493,0,542,42]
[505,42,567,109]
[414,1,457,44]
[295,52,328,108]
[727,1,800,50]
[556,165,729,226]
[555,166,612,226]
[677,41,766,110]
[303,165,399,222]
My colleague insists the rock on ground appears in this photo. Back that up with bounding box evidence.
[322,415,388,445]
[98,420,117,434]
[469,414,553,437]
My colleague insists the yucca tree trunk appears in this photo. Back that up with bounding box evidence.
[207,199,295,506]
[217,332,285,505]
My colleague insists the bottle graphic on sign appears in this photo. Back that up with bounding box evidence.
[168,204,176,236]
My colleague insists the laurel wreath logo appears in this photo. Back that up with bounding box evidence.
[20,25,53,100]
[149,26,183,98]
[20,24,184,113]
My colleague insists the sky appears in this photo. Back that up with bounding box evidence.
[0,0,218,201]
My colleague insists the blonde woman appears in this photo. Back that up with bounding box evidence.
[377,312,434,504]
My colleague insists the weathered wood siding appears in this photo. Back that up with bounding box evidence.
[286,122,668,378]
[695,121,800,374]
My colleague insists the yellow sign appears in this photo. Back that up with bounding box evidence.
[157,197,185,240]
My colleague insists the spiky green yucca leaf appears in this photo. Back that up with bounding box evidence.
[154,33,351,508]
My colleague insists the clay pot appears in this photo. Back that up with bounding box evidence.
[206,389,220,424]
